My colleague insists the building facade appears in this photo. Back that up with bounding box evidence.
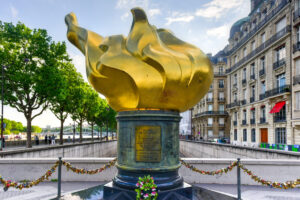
[226,0,300,147]
[180,110,192,136]
[191,55,230,141]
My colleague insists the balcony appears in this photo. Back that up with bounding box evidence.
[241,99,247,105]
[250,119,256,125]
[226,101,240,109]
[233,83,237,88]
[195,111,229,118]
[207,124,213,127]
[226,25,291,74]
[274,115,286,123]
[293,41,300,53]
[260,118,266,124]
[218,97,225,102]
[264,85,290,98]
[214,72,225,76]
[273,59,285,71]
[242,79,247,85]
[206,98,213,102]
[219,84,224,89]
[233,121,237,126]
[259,93,266,100]
[250,74,256,80]
[293,8,300,21]
[293,75,300,85]
[259,68,265,76]
[219,123,225,127]
[250,96,255,103]
[226,0,288,57]
[242,120,247,125]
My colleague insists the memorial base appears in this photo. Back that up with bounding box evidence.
[103,182,193,200]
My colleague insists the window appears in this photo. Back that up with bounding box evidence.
[234,129,237,141]
[219,118,225,125]
[208,104,213,111]
[276,17,286,33]
[243,129,247,142]
[274,104,286,121]
[219,92,224,99]
[219,66,224,74]
[219,130,224,137]
[275,128,286,144]
[234,112,237,121]
[234,74,237,84]
[276,46,286,61]
[243,48,247,57]
[297,26,300,43]
[261,33,265,43]
[260,56,265,70]
[261,81,265,94]
[276,73,286,88]
[219,80,224,88]
[296,59,300,75]
[208,118,213,125]
[251,85,255,98]
[251,109,255,120]
[250,63,255,76]
[296,92,300,110]
[210,84,213,89]
[208,130,213,137]
[251,129,256,142]
[243,68,247,80]
[243,110,247,121]
[243,89,247,100]
[234,92,237,102]
[261,106,266,119]
[207,92,213,99]
[251,40,256,51]
[234,55,237,64]
[219,104,224,112]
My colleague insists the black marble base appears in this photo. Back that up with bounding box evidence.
[103,181,193,200]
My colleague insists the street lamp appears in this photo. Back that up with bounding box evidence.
[0,65,8,151]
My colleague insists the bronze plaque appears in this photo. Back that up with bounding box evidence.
[135,126,161,162]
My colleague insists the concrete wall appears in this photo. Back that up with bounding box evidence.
[0,140,117,158]
[180,140,300,159]
[0,157,299,186]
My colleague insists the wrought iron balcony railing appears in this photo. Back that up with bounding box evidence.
[260,117,266,124]
[242,120,247,125]
[274,115,286,123]
[241,99,247,105]
[259,68,265,76]
[250,74,256,80]
[293,75,300,85]
[195,111,229,118]
[250,96,255,103]
[233,121,237,126]
[259,93,266,100]
[218,97,225,102]
[264,85,290,98]
[242,79,247,84]
[227,101,240,109]
[206,98,213,102]
[273,59,285,70]
[293,8,300,21]
[250,119,256,124]
[293,41,300,53]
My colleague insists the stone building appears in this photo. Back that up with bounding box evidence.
[191,53,230,141]
[225,0,300,147]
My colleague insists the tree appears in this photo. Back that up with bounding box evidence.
[31,125,42,133]
[102,103,117,140]
[0,21,68,147]
[87,96,105,141]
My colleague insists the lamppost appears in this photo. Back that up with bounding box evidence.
[73,121,75,143]
[0,65,7,151]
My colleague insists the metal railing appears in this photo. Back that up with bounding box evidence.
[293,41,300,53]
[218,97,225,102]
[264,85,290,98]
[250,74,256,80]
[250,119,256,125]
[226,25,291,74]
[293,75,300,85]
[260,93,266,100]
[206,98,213,102]
[260,118,266,124]
[293,8,300,21]
[241,99,247,105]
[227,101,240,109]
[273,59,285,70]
[214,72,225,76]
[242,120,247,125]
[227,0,288,57]
[259,68,265,76]
[242,79,247,85]
[233,121,237,126]
[250,96,255,103]
[195,111,228,118]
[274,115,286,123]
[219,84,224,88]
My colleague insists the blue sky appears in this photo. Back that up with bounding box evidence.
[0,0,250,128]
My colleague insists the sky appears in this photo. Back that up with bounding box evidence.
[0,0,250,128]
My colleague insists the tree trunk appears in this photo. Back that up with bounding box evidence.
[79,119,83,143]
[59,118,64,145]
[91,122,94,141]
[97,126,100,139]
[26,118,32,148]
[100,126,102,141]
[106,122,108,141]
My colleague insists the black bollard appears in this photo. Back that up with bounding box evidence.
[57,157,62,199]
[237,158,241,200]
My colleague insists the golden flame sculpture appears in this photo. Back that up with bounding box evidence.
[65,8,213,112]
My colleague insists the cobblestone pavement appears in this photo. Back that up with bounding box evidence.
[196,184,300,200]
[0,182,104,200]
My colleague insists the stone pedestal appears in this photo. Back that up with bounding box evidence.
[104,110,186,198]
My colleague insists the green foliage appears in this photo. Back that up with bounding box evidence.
[0,118,24,134]
[135,175,158,200]
[31,125,42,133]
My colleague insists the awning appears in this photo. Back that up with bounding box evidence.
[269,101,286,113]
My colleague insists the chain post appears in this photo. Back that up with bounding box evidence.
[237,158,241,200]
[57,157,62,199]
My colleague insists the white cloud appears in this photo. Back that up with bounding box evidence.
[121,12,130,21]
[196,0,243,19]
[148,8,161,17]
[116,0,149,9]
[165,12,194,25]
[69,53,88,82]
[10,4,18,18]
[206,24,230,39]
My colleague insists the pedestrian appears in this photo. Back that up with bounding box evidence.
[45,135,48,145]
[52,135,56,145]
[68,136,71,143]
[35,135,39,145]
[49,135,52,145]
[2,137,5,148]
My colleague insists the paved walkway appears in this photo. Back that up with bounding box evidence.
[1,182,300,200]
